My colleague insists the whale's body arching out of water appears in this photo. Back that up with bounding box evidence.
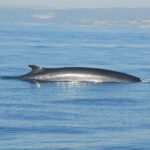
[17,65,141,83]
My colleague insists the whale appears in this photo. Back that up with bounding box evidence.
[17,65,141,83]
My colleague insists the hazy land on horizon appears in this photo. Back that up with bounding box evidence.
[0,7,150,28]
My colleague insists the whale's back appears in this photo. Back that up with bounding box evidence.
[18,65,141,83]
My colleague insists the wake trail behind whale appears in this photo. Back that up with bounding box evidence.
[0,76,18,80]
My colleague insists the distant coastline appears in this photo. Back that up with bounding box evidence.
[1,8,150,28]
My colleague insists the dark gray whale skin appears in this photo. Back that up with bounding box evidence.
[17,65,141,83]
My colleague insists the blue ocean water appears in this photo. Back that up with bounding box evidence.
[0,25,150,150]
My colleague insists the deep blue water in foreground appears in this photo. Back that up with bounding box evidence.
[0,25,150,150]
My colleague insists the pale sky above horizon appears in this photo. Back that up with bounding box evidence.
[0,0,150,8]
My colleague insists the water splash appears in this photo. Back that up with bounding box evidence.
[141,79,150,82]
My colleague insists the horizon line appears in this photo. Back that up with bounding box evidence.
[1,6,150,9]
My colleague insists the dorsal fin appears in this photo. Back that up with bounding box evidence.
[28,65,43,73]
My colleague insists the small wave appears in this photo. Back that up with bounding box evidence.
[80,43,150,48]
[34,44,70,48]
[0,27,9,30]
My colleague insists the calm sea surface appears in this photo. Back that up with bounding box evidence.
[0,25,150,150]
